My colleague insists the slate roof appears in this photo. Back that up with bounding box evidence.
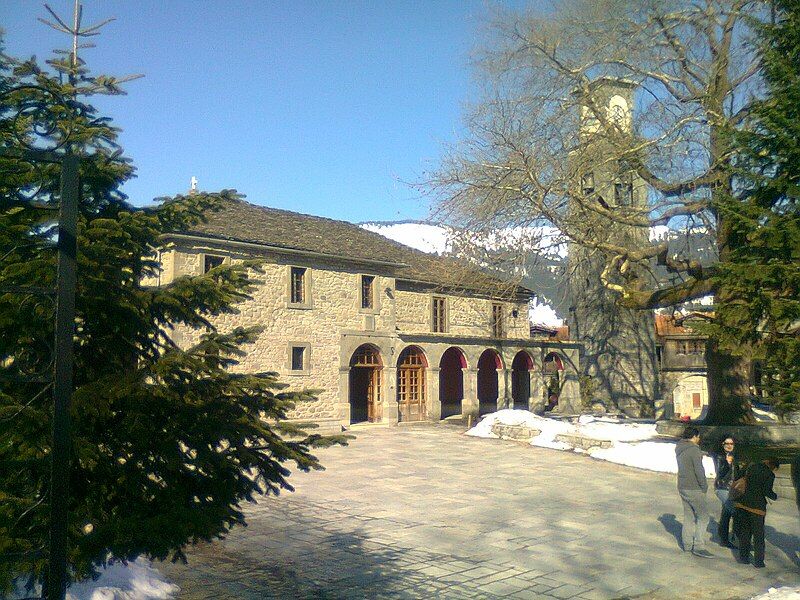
[174,198,531,299]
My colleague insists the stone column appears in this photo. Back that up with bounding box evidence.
[530,370,545,414]
[383,366,399,424]
[497,368,509,410]
[463,367,479,419]
[339,366,351,425]
[429,367,441,421]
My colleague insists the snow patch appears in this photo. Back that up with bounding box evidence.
[750,588,800,600]
[10,559,178,600]
[467,410,716,476]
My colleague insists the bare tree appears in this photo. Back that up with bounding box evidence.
[429,0,768,423]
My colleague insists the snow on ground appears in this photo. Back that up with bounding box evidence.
[9,559,178,600]
[751,588,800,600]
[467,409,717,476]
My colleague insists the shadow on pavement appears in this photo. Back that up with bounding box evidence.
[658,513,682,550]
[764,524,800,567]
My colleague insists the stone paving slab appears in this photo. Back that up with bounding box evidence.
[159,426,800,599]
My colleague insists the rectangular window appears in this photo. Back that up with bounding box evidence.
[361,275,375,309]
[432,296,447,333]
[290,267,306,304]
[491,303,505,338]
[581,172,595,195]
[614,182,633,206]
[291,346,306,371]
[204,254,224,273]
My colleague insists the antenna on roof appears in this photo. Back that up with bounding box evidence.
[190,176,198,194]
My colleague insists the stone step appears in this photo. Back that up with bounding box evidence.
[490,423,541,441]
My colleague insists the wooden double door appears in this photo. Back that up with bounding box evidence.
[397,347,426,422]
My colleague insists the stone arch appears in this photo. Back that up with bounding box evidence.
[478,349,502,416]
[439,346,466,419]
[397,345,428,422]
[543,352,565,412]
[511,351,534,410]
[349,344,383,424]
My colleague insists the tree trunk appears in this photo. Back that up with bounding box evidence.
[704,335,755,425]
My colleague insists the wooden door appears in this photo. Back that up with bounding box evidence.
[397,348,426,422]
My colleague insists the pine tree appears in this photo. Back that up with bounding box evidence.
[710,0,800,418]
[0,38,347,593]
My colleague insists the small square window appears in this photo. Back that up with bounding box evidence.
[290,267,306,304]
[204,254,225,273]
[361,275,375,309]
[291,346,306,371]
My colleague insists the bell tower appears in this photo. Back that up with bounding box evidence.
[567,78,658,416]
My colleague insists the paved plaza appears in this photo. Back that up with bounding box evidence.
[159,424,800,599]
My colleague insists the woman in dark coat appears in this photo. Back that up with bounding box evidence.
[733,459,779,568]
[712,435,739,547]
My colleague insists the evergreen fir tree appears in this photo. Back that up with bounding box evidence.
[711,0,800,417]
[0,38,347,592]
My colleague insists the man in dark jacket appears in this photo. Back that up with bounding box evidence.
[676,426,712,557]
[733,459,779,568]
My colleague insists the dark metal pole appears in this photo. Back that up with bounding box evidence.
[47,154,79,600]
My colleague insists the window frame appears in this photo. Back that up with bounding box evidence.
[287,265,312,308]
[287,342,311,375]
[491,303,505,338]
[431,295,447,333]
[359,274,378,313]
[202,253,226,274]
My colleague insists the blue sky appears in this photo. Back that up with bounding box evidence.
[3,1,532,222]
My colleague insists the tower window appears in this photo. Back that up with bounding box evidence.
[614,181,633,206]
[581,172,595,195]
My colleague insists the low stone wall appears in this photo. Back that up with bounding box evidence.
[491,423,541,441]
[656,420,800,446]
[554,433,613,450]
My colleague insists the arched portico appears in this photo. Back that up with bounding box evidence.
[349,344,383,424]
[478,349,502,416]
[439,347,466,419]
[511,351,534,410]
[397,346,428,422]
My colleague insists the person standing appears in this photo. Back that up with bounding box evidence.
[733,459,779,568]
[676,426,713,558]
[712,435,739,547]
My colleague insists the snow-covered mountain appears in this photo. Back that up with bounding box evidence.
[358,220,718,327]
[360,220,567,326]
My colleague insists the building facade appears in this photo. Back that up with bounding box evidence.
[655,313,711,420]
[149,198,581,433]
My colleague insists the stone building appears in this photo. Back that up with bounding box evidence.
[655,313,711,420]
[567,78,659,416]
[150,198,581,433]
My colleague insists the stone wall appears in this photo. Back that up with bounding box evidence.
[395,289,529,339]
